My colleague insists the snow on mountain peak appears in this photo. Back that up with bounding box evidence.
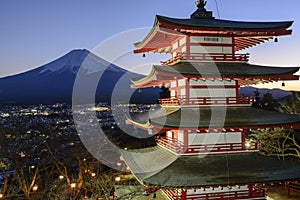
[39,49,127,75]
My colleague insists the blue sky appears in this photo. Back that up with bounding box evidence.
[1,0,300,89]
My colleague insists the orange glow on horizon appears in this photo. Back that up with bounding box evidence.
[253,80,300,91]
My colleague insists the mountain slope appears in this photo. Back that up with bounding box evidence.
[239,86,291,99]
[0,49,159,105]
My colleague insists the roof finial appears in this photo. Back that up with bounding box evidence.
[195,0,207,8]
[191,0,213,19]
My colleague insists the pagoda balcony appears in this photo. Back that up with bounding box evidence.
[185,142,258,155]
[156,136,258,156]
[162,186,265,200]
[156,136,184,153]
[159,96,253,107]
[161,53,249,65]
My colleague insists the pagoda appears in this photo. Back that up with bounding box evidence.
[123,1,300,199]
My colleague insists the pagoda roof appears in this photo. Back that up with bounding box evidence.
[134,15,293,53]
[122,146,300,187]
[131,63,299,88]
[156,15,293,31]
[127,107,300,130]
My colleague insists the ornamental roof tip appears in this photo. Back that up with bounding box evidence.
[195,0,207,8]
[192,0,214,19]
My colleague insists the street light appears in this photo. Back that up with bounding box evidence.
[0,193,3,199]
[91,172,96,178]
[245,141,252,149]
[59,175,64,180]
[115,177,121,182]
[70,183,76,189]
[70,183,76,200]
[32,185,38,192]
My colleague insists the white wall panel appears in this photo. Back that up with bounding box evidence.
[190,88,236,98]
[190,46,232,54]
[190,79,235,86]
[191,36,232,44]
[188,132,242,145]
[180,37,186,46]
[178,79,186,86]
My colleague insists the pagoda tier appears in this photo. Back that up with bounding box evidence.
[122,146,300,199]
[131,62,299,88]
[130,62,299,108]
[126,107,300,156]
[133,15,293,55]
[127,107,300,131]
[122,146,300,188]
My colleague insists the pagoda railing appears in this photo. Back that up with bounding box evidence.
[161,52,249,65]
[162,186,265,200]
[186,142,258,155]
[156,136,184,154]
[159,96,253,107]
[156,136,258,155]
[159,98,180,106]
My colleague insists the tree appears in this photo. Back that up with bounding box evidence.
[9,132,50,199]
[252,90,278,111]
[83,170,118,199]
[252,89,261,108]
[261,92,278,111]
[159,84,170,99]
[277,91,300,114]
[251,128,300,159]
[47,135,105,199]
[0,160,10,197]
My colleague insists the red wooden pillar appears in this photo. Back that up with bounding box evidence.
[186,78,190,105]
[231,34,235,58]
[235,80,239,102]
[248,184,253,197]
[287,182,291,196]
[186,36,191,60]
[183,130,189,153]
[181,188,187,200]
[241,131,246,149]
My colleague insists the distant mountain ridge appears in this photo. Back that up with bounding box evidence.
[0,49,158,105]
[239,86,292,99]
[0,49,294,105]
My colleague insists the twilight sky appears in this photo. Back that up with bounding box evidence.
[1,0,300,90]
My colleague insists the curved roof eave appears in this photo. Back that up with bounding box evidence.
[149,107,300,129]
[152,63,300,77]
[156,15,294,30]
[130,66,157,86]
[134,16,160,49]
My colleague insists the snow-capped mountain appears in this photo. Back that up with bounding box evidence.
[0,49,290,105]
[37,49,127,75]
[0,49,158,105]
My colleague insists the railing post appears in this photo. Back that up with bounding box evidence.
[249,184,253,198]
[162,53,248,64]
[226,97,230,104]
[202,53,205,61]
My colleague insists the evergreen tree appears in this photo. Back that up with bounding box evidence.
[252,90,278,111]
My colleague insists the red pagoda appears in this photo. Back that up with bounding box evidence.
[123,1,300,199]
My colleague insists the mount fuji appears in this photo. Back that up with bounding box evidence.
[0,49,159,105]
